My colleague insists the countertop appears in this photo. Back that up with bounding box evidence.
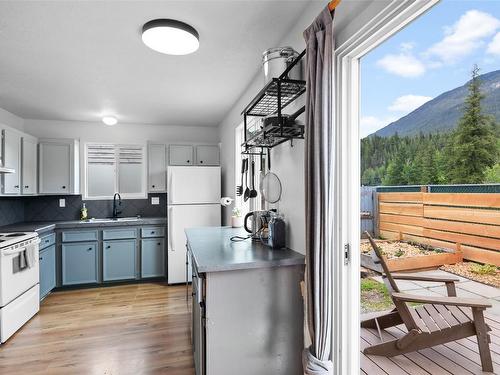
[185,226,305,273]
[0,217,167,234]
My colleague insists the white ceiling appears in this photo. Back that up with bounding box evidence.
[0,1,368,127]
[0,0,315,126]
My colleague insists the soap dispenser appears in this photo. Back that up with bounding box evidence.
[80,203,88,221]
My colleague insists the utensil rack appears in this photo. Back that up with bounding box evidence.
[241,49,306,154]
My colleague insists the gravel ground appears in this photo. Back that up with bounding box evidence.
[441,262,500,288]
[361,239,444,260]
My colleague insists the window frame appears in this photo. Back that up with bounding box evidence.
[332,1,439,373]
[84,142,147,200]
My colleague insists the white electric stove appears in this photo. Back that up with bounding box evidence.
[0,232,40,343]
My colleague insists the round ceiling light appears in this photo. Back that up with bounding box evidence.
[102,116,118,126]
[142,19,199,55]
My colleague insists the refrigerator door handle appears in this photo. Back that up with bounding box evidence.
[168,170,174,204]
[168,206,174,251]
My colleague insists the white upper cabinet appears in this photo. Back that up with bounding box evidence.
[39,139,80,195]
[148,144,166,192]
[2,129,21,194]
[169,145,194,166]
[21,136,38,195]
[195,145,220,166]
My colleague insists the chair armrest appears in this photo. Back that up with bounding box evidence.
[391,273,460,283]
[392,292,492,309]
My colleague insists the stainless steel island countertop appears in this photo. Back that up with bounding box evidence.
[185,226,305,273]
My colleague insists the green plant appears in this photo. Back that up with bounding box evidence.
[232,207,242,217]
[394,249,405,257]
[470,263,498,276]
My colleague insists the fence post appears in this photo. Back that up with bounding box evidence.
[373,191,380,237]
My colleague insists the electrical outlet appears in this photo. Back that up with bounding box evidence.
[59,198,65,208]
[151,197,160,205]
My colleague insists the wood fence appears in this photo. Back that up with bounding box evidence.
[376,192,500,266]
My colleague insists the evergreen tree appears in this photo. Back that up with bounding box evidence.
[445,65,497,183]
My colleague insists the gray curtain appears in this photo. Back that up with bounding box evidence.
[302,6,335,375]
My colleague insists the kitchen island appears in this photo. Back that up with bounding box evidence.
[186,226,305,375]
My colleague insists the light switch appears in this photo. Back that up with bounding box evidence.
[151,197,160,205]
[59,198,66,207]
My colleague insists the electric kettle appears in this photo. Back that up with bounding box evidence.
[244,210,270,239]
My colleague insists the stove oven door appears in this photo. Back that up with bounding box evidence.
[0,242,40,308]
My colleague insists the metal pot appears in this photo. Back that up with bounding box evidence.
[262,47,302,84]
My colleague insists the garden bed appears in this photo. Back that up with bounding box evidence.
[440,262,500,288]
[361,239,463,272]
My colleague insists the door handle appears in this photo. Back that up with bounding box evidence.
[168,207,173,251]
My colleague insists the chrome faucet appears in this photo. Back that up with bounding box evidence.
[112,193,122,219]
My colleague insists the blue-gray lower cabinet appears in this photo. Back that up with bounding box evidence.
[39,244,56,299]
[103,240,136,281]
[141,238,165,278]
[62,242,98,285]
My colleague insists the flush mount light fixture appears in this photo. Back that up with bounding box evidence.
[102,116,118,126]
[142,19,199,55]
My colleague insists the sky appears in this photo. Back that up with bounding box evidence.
[360,0,500,138]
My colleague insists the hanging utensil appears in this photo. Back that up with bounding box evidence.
[261,149,282,204]
[236,158,247,196]
[249,161,258,199]
[243,158,251,202]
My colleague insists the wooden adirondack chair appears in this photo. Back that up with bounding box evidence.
[361,232,494,372]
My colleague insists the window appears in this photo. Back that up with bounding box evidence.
[85,143,146,199]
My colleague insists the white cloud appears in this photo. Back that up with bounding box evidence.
[388,95,433,113]
[426,10,500,64]
[487,32,500,55]
[376,52,426,78]
[360,116,397,138]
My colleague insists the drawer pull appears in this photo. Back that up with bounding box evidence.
[157,242,161,246]
[62,185,66,189]
[39,257,43,261]
[14,185,19,188]
[106,245,111,249]
[45,239,50,243]
[24,185,29,188]
[87,247,93,251]
[151,231,155,234]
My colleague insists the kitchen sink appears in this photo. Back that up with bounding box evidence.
[80,217,141,223]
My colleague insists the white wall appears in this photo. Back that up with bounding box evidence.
[0,107,24,131]
[24,119,219,144]
[217,1,390,254]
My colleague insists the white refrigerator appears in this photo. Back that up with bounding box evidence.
[167,166,221,284]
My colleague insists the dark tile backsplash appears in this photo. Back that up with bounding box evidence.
[0,193,166,225]
[0,197,25,226]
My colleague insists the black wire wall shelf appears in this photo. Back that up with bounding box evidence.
[241,49,306,153]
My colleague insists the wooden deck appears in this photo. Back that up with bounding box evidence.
[361,312,500,374]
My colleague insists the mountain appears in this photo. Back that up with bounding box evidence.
[372,69,500,138]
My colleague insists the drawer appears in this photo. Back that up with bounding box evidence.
[39,233,55,250]
[141,226,165,238]
[62,230,98,243]
[102,228,137,240]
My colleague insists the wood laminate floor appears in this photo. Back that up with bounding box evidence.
[0,283,195,375]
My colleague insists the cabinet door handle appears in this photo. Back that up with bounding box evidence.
[106,245,111,249]
[87,247,93,251]
[44,239,50,243]
[187,160,190,163]
[200,160,203,164]
[152,184,155,188]
[157,242,161,246]
[24,185,29,188]
[151,231,155,234]
[14,185,19,188]
[62,186,66,189]
[39,257,43,261]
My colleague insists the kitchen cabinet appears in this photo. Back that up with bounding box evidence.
[62,242,98,285]
[148,144,166,191]
[21,136,38,195]
[39,244,56,299]
[103,239,136,281]
[169,145,193,166]
[2,129,21,194]
[141,238,165,278]
[195,145,219,166]
[39,138,79,195]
